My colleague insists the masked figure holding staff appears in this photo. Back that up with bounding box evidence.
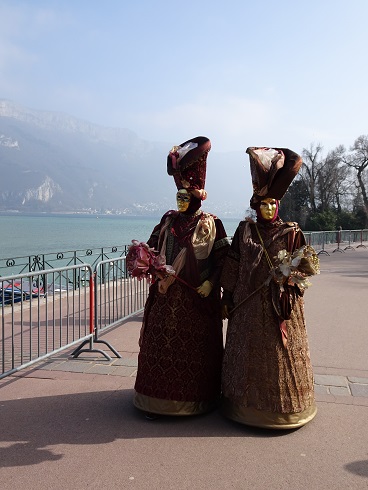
[221,147,319,429]
[132,136,230,418]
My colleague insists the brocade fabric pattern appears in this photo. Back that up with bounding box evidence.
[134,210,229,409]
[221,218,315,415]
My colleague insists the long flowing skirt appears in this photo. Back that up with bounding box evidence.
[222,286,316,429]
[134,281,224,416]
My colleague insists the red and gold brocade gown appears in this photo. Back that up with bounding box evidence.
[134,209,229,416]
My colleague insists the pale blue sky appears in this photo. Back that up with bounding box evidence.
[1,0,367,154]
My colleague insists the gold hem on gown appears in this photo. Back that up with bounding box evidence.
[222,397,317,429]
[134,392,218,416]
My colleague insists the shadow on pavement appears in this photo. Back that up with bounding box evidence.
[344,460,368,478]
[0,388,301,468]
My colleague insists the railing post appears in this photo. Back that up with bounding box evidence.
[318,231,329,255]
[344,230,354,251]
[72,262,121,360]
[332,227,344,253]
[89,273,95,337]
[357,229,367,249]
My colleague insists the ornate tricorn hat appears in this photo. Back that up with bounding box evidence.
[167,136,211,200]
[246,147,302,209]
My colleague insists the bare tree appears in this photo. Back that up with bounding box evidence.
[301,143,354,217]
[343,135,368,221]
[301,143,324,213]
[320,145,351,213]
[317,150,338,212]
[279,179,309,227]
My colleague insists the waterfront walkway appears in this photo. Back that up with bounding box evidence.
[0,250,367,489]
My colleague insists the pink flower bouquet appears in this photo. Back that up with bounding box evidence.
[126,240,175,283]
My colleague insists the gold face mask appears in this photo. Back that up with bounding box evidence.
[176,189,191,213]
[259,198,277,220]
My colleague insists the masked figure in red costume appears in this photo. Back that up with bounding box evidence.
[133,136,230,418]
[221,147,319,429]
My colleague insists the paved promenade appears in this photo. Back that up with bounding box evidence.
[0,249,367,489]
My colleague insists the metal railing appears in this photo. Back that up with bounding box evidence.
[1,230,367,278]
[0,244,130,278]
[304,229,368,255]
[71,256,149,361]
[1,264,93,378]
[94,257,148,332]
[1,229,368,278]
[0,259,150,378]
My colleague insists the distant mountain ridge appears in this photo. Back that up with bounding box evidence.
[0,99,249,217]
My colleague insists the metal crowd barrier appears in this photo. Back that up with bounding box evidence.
[0,259,150,378]
[304,229,368,255]
[71,256,149,361]
[0,264,93,379]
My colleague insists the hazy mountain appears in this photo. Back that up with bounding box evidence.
[0,100,250,217]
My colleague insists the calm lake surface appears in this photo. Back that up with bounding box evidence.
[0,213,240,259]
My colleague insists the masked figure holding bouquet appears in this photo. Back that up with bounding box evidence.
[221,147,319,429]
[130,136,229,418]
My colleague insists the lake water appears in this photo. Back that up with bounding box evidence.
[0,213,240,259]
